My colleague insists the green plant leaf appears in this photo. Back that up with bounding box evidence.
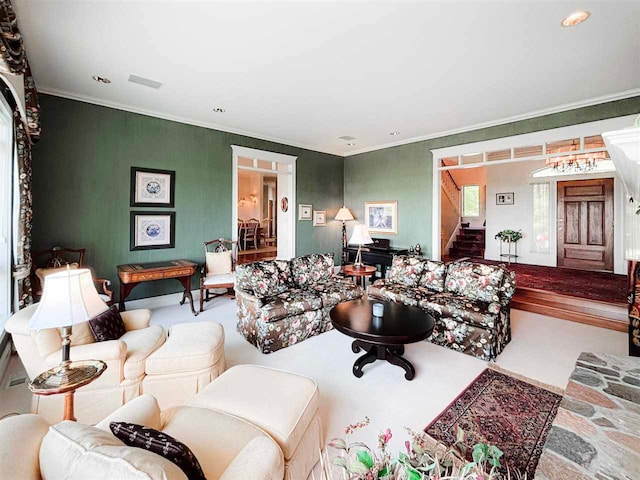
[328,438,347,451]
[456,426,466,443]
[406,468,422,480]
[349,460,370,474]
[331,456,348,470]
[378,466,388,477]
[472,443,489,463]
[357,449,374,469]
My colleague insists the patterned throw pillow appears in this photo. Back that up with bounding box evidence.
[238,260,290,299]
[445,261,505,304]
[292,253,334,288]
[388,256,427,287]
[88,305,126,342]
[417,260,447,292]
[110,422,206,480]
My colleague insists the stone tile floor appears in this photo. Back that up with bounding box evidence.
[535,352,640,480]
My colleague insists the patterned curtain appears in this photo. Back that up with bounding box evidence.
[629,261,640,357]
[12,111,33,308]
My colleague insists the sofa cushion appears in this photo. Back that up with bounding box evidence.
[39,420,187,480]
[498,269,517,306]
[417,260,447,292]
[308,277,363,308]
[291,253,334,288]
[235,260,289,299]
[120,325,166,380]
[388,255,427,288]
[419,292,501,328]
[110,422,206,480]
[367,279,426,307]
[445,261,505,304]
[259,288,323,323]
[89,305,126,342]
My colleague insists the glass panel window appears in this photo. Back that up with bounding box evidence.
[487,149,511,161]
[461,153,483,165]
[441,156,459,167]
[531,183,550,253]
[462,185,480,217]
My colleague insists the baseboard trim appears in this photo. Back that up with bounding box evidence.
[122,289,203,311]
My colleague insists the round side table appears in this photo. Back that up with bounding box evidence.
[343,264,377,287]
[29,359,107,422]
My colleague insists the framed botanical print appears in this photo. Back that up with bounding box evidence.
[365,201,398,234]
[299,204,313,220]
[130,211,176,250]
[130,167,176,207]
[313,210,326,226]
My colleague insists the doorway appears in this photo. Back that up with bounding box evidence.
[557,178,614,272]
[231,146,297,261]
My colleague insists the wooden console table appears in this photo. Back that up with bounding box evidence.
[117,260,198,315]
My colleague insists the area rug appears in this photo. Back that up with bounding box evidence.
[425,367,562,477]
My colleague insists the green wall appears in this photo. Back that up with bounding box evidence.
[345,96,640,255]
[32,95,344,300]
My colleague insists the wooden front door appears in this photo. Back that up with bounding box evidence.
[557,178,614,272]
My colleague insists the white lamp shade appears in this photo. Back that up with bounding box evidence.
[335,207,354,222]
[29,269,108,330]
[349,224,373,246]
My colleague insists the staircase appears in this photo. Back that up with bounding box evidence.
[449,227,486,258]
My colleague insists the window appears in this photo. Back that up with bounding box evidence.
[531,183,550,253]
[462,185,480,217]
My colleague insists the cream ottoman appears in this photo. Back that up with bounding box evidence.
[187,364,322,480]
[142,321,225,409]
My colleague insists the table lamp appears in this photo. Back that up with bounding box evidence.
[29,268,108,379]
[335,206,355,249]
[349,224,373,268]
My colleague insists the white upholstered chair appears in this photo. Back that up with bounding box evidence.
[199,238,237,313]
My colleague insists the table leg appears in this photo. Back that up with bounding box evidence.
[63,391,76,422]
[350,340,415,380]
[178,276,197,316]
[119,282,137,311]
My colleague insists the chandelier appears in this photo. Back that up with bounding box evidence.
[546,149,606,174]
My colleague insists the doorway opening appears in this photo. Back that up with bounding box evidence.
[231,146,297,262]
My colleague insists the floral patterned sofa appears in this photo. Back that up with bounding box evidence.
[235,253,364,353]
[367,257,516,361]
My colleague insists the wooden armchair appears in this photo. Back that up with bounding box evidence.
[31,246,114,305]
[200,238,237,312]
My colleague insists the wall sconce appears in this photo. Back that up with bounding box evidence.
[239,197,246,207]
[250,194,257,204]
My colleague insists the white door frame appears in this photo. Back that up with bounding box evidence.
[231,145,297,258]
[430,115,636,273]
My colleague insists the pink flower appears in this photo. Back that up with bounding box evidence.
[405,441,411,454]
[289,335,297,345]
[382,428,392,444]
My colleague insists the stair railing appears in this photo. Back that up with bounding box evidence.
[441,165,462,255]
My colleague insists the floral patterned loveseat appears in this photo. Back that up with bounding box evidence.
[235,253,364,353]
[367,257,516,361]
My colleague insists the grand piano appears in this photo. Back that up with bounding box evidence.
[343,238,409,279]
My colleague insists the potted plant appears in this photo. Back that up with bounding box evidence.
[494,230,523,243]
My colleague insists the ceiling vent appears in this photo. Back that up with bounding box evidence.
[338,135,355,141]
[128,74,162,89]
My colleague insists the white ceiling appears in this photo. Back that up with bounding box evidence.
[14,0,640,156]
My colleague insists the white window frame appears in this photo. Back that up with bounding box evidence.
[530,182,551,254]
[462,184,480,217]
[0,93,13,327]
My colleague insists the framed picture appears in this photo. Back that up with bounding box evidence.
[299,204,313,220]
[130,167,176,207]
[365,201,397,234]
[130,211,176,251]
[313,210,326,226]
[496,192,514,205]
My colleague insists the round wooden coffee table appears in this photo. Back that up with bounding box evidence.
[342,264,377,287]
[330,299,435,380]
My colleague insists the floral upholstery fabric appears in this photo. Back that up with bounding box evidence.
[428,317,497,362]
[417,260,447,292]
[418,292,501,328]
[235,260,289,299]
[388,255,427,288]
[309,278,364,308]
[445,261,505,304]
[291,253,335,289]
[498,268,517,307]
[258,288,323,323]
[367,279,426,307]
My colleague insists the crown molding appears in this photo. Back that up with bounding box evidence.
[344,87,640,157]
[37,86,344,157]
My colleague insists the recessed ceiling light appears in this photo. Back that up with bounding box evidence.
[389,131,400,136]
[92,75,111,84]
[561,10,590,27]
[212,107,226,113]
[339,135,355,141]
[347,143,356,146]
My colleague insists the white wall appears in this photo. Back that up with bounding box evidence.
[484,161,625,274]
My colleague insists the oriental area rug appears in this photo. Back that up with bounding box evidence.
[425,367,563,477]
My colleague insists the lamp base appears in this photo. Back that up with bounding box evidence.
[354,246,364,268]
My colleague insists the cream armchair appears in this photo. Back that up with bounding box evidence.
[5,305,226,424]
[0,395,284,480]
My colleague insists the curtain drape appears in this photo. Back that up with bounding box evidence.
[0,0,40,309]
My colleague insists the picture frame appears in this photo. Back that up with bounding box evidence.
[130,211,176,251]
[299,204,313,221]
[313,210,326,226]
[496,192,515,205]
[130,167,176,208]
[365,201,397,234]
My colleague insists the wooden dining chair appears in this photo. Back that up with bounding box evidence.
[243,221,259,250]
[200,238,237,312]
